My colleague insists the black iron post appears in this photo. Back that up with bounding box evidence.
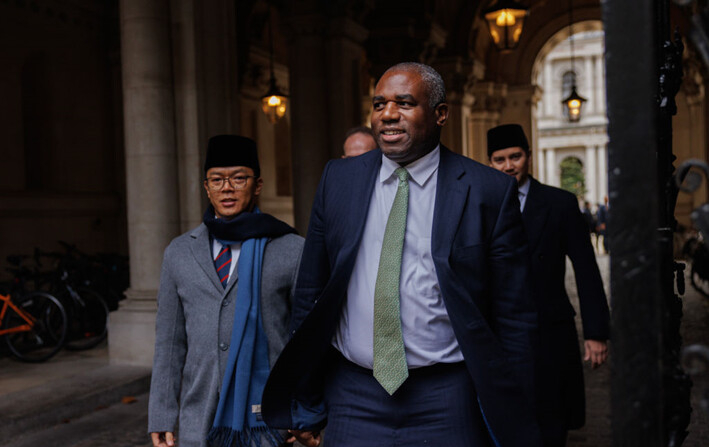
[657,20,693,447]
[604,0,691,445]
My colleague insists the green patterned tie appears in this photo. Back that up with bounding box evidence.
[373,167,410,395]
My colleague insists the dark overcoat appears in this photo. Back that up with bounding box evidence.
[522,177,610,432]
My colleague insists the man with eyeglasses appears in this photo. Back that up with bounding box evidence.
[148,135,304,447]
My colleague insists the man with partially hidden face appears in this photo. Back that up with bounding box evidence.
[262,63,542,446]
[488,124,610,447]
[148,135,304,447]
[342,126,378,158]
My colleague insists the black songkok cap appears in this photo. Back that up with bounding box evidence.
[204,135,260,177]
[487,124,529,157]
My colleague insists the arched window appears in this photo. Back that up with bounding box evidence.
[560,156,586,198]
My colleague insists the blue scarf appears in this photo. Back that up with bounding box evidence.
[206,208,292,447]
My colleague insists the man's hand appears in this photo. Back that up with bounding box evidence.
[584,339,608,369]
[151,432,176,447]
[286,430,321,447]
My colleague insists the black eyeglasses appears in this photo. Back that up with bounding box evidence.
[204,175,257,190]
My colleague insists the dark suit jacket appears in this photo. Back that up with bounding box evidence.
[522,177,610,430]
[596,204,609,234]
[263,147,542,446]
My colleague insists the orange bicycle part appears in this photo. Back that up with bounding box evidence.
[0,293,35,336]
[1,292,68,362]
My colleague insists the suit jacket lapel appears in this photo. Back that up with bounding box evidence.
[432,147,468,261]
[339,151,381,261]
[189,224,232,293]
[522,177,550,254]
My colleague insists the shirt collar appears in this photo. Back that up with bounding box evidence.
[379,144,440,187]
[518,177,531,196]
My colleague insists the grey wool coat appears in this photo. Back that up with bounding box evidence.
[148,223,304,447]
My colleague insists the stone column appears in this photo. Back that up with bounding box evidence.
[546,148,557,187]
[469,81,507,162]
[286,14,368,232]
[585,145,597,205]
[499,84,541,173]
[585,55,594,115]
[325,17,369,160]
[537,148,546,183]
[595,55,605,115]
[543,62,553,117]
[598,144,607,201]
[434,58,478,156]
[111,0,180,366]
[285,15,329,232]
[326,17,369,158]
[499,85,541,141]
[171,0,204,232]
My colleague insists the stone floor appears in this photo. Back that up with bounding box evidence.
[567,255,709,447]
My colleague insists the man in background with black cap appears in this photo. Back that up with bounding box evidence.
[487,124,610,447]
[148,135,304,447]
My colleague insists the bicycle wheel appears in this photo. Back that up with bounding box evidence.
[63,287,109,351]
[4,292,68,362]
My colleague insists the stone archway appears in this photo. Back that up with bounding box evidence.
[531,20,608,208]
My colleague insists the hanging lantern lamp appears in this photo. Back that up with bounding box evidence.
[483,0,529,51]
[560,0,586,122]
[261,8,287,123]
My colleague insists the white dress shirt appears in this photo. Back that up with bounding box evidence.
[333,145,464,369]
[518,177,530,212]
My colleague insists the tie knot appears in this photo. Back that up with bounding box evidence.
[394,167,409,183]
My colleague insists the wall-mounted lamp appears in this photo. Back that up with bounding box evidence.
[483,0,529,52]
[261,8,287,124]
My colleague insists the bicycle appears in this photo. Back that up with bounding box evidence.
[0,292,68,362]
[33,247,110,351]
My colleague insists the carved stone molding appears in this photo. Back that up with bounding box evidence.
[471,81,507,114]
[433,57,480,102]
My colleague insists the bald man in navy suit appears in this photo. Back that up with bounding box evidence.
[263,63,542,447]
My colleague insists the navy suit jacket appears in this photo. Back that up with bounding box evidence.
[263,146,542,446]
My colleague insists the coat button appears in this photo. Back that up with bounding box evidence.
[219,342,229,351]
[222,299,230,307]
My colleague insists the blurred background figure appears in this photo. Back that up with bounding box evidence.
[342,126,377,158]
[596,196,609,254]
[581,201,598,251]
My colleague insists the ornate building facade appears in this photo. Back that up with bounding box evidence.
[534,24,608,209]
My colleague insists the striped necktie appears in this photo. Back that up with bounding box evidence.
[373,167,410,395]
[215,244,231,288]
